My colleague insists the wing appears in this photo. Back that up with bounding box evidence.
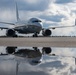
[0,22,15,25]
[48,25,76,29]
[44,19,76,29]
[0,22,15,29]
[0,27,9,29]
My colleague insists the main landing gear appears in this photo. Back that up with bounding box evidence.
[33,32,38,37]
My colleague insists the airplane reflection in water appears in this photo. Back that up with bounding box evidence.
[0,47,76,64]
[0,47,76,65]
[0,47,52,75]
[0,47,76,75]
[6,47,52,65]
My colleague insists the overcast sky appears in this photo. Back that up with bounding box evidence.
[0,0,76,36]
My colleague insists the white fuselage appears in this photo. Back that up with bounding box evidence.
[14,18,43,34]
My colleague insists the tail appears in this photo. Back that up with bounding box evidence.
[16,2,20,22]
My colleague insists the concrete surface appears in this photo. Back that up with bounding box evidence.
[0,37,76,47]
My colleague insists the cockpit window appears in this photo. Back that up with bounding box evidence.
[32,20,42,23]
[29,18,42,23]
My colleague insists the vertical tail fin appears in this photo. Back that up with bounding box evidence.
[16,2,20,22]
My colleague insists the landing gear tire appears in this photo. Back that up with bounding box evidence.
[33,33,38,37]
[13,34,18,37]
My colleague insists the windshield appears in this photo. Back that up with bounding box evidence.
[29,18,42,23]
[32,20,42,23]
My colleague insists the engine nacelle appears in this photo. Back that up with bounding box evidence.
[42,29,52,36]
[6,46,17,54]
[6,29,16,37]
[42,47,52,54]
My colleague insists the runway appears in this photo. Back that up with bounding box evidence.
[0,36,76,47]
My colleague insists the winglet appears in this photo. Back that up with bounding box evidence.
[16,2,20,22]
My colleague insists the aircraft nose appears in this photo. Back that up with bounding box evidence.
[38,22,43,28]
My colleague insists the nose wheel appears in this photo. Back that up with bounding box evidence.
[33,32,38,37]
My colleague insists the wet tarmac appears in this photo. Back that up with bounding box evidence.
[0,46,76,75]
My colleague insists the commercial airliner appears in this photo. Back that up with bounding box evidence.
[0,3,76,37]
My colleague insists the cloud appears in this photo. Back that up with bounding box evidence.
[0,60,16,75]
[22,0,40,4]
[55,0,75,4]
[39,15,65,22]
[52,48,74,56]
[0,0,14,8]
[16,0,51,11]
[39,55,76,75]
[0,9,16,22]
[0,0,50,11]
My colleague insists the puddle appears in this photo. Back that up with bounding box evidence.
[0,46,76,75]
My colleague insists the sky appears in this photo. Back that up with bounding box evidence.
[0,0,76,36]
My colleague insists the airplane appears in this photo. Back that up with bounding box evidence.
[5,46,76,65]
[0,46,76,66]
[0,3,76,37]
[5,47,52,75]
[1,46,52,66]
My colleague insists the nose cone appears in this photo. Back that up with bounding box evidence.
[28,56,42,66]
[35,21,42,29]
[29,17,42,28]
[39,22,43,27]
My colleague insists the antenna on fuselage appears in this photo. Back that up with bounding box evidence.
[15,2,20,22]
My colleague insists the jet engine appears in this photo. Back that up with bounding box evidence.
[6,29,17,37]
[6,46,17,54]
[42,29,52,36]
[42,47,52,54]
